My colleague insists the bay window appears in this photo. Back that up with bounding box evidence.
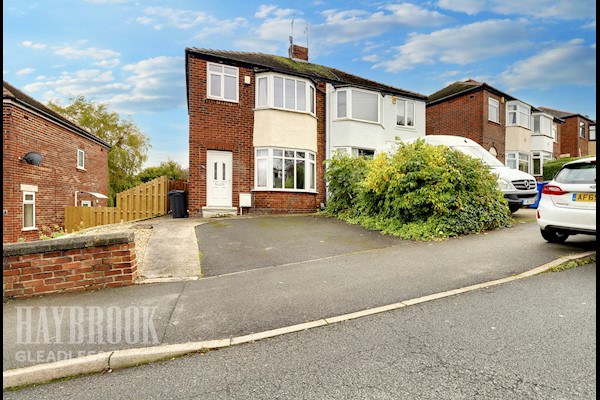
[506,101,531,129]
[255,148,316,191]
[336,89,381,124]
[506,152,531,173]
[256,74,315,115]
[532,114,552,136]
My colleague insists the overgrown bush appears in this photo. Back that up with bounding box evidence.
[542,157,580,181]
[324,140,511,240]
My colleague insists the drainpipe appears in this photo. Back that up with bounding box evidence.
[74,190,79,206]
[325,83,334,202]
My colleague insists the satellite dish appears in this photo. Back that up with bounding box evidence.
[23,152,43,166]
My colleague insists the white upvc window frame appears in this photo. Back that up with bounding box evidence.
[81,200,92,207]
[532,151,553,177]
[207,62,239,103]
[589,125,596,141]
[396,98,415,127]
[336,88,382,124]
[255,73,316,116]
[532,114,552,137]
[254,147,317,192]
[579,122,585,138]
[506,151,531,174]
[22,191,36,230]
[488,98,499,123]
[77,149,85,170]
[506,101,531,129]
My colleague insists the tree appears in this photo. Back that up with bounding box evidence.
[137,159,189,183]
[48,96,151,205]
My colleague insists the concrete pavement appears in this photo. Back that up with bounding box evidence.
[3,210,596,389]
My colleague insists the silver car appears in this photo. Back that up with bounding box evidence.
[537,157,596,243]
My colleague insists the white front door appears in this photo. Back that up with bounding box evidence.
[206,151,232,207]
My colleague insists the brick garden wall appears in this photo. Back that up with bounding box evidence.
[3,232,137,299]
[3,102,109,243]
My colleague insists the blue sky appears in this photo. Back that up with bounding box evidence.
[3,0,596,169]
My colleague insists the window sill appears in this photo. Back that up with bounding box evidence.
[253,188,317,194]
[206,97,239,105]
[76,167,87,172]
[22,227,38,232]
[254,107,316,118]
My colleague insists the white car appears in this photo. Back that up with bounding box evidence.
[537,157,596,243]
[378,136,539,213]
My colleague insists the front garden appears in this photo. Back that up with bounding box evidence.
[324,140,512,241]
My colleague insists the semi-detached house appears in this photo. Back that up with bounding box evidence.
[185,45,427,217]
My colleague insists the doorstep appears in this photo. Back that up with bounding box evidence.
[202,206,238,218]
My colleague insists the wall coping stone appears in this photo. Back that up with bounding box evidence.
[3,232,135,257]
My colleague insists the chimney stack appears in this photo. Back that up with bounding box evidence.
[288,44,309,62]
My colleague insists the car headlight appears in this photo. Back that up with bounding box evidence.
[497,177,513,190]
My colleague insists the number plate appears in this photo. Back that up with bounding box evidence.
[573,193,596,202]
[522,198,536,205]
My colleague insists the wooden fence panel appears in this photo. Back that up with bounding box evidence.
[65,176,173,232]
[116,176,168,221]
[64,206,122,233]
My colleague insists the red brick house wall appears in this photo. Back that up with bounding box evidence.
[3,101,109,243]
[426,90,507,163]
[559,116,590,157]
[187,55,325,216]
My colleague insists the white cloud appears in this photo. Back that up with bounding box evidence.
[93,59,121,68]
[16,68,36,76]
[54,45,120,61]
[237,3,450,54]
[110,56,186,113]
[373,19,532,72]
[23,69,126,102]
[255,5,295,19]
[21,40,47,50]
[500,41,596,91]
[438,0,596,20]
[135,6,248,39]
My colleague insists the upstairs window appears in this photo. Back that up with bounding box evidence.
[396,99,415,127]
[488,98,499,123]
[77,149,85,169]
[590,125,596,141]
[506,101,531,129]
[532,115,552,136]
[256,74,315,115]
[580,122,585,138]
[336,89,381,124]
[207,63,238,102]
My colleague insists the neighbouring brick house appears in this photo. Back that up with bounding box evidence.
[537,107,595,158]
[3,81,110,243]
[185,45,427,217]
[426,79,565,179]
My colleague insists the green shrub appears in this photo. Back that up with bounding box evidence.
[324,140,511,241]
[323,154,369,214]
[542,157,581,181]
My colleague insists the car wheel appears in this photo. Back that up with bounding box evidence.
[540,229,569,243]
[509,204,522,213]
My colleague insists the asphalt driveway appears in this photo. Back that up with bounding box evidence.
[195,214,407,277]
